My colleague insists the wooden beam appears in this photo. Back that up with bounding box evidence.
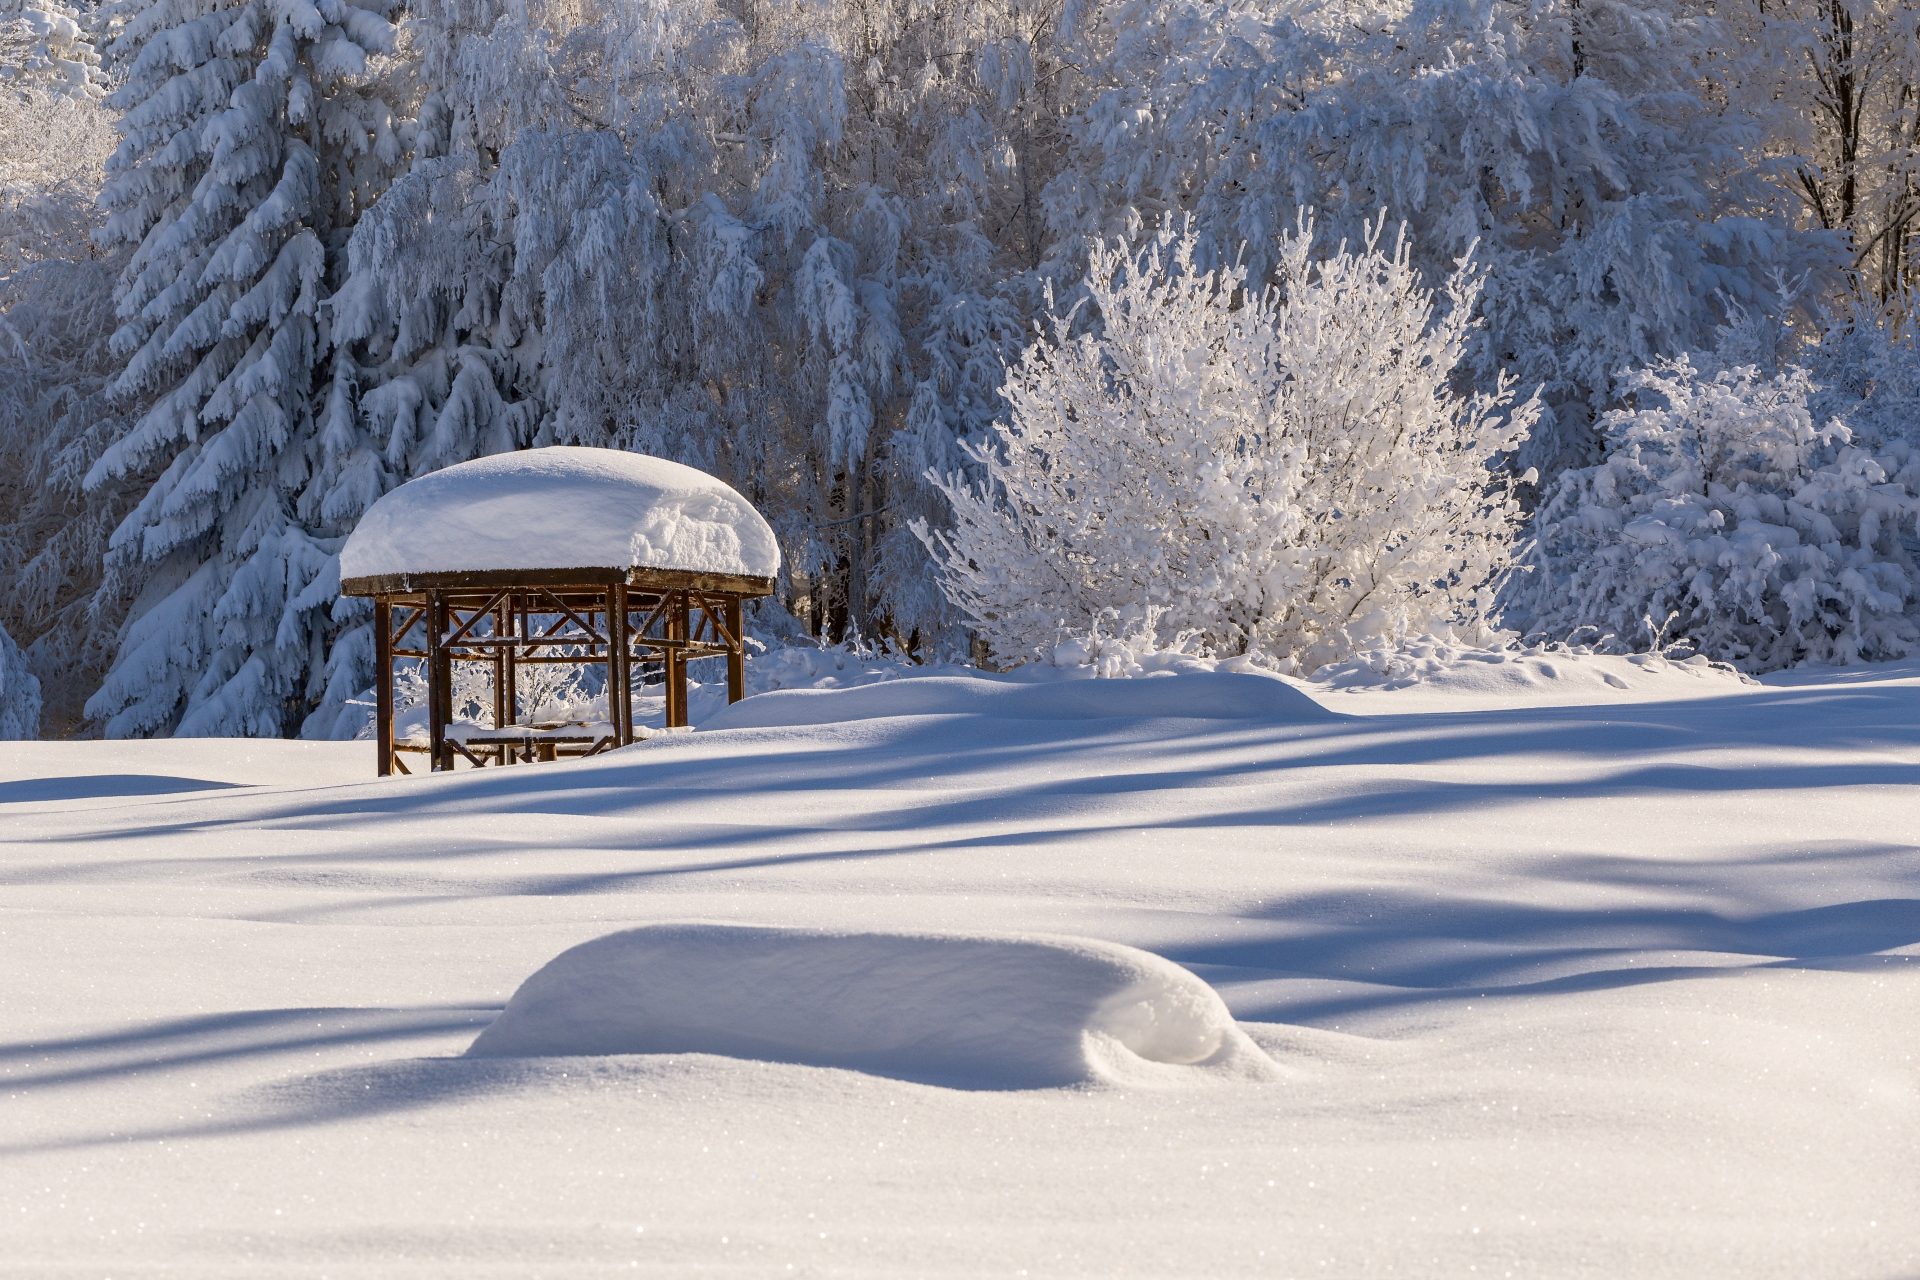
[427,589,450,772]
[375,599,393,777]
[491,598,509,740]
[611,582,632,746]
[666,590,688,729]
[500,594,518,752]
[342,566,776,599]
[726,596,745,704]
[448,737,488,769]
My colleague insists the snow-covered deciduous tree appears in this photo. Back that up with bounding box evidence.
[1516,357,1920,669]
[917,218,1537,671]
[78,0,406,737]
[0,618,41,739]
[1720,0,1920,309]
[0,51,136,735]
[1047,0,1830,480]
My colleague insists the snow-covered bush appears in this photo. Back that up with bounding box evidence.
[1806,303,1920,452]
[0,618,41,738]
[1518,358,1920,669]
[917,218,1537,672]
[0,0,106,99]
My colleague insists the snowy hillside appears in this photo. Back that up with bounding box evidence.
[1,663,1914,1276]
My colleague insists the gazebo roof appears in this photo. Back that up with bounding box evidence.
[339,447,780,595]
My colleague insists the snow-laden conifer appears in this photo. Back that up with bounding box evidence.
[79,0,404,737]
[305,0,1078,734]
[0,618,42,738]
[917,219,1537,671]
[1518,358,1920,669]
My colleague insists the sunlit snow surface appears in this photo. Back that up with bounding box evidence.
[338,446,782,580]
[2,663,1916,1277]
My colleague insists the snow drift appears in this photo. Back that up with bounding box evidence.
[1306,634,1755,702]
[699,671,1337,731]
[466,924,1281,1088]
[339,447,781,581]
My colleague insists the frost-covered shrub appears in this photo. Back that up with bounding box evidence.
[1805,304,1920,452]
[0,619,41,739]
[916,218,1537,672]
[1519,358,1920,669]
[0,0,106,99]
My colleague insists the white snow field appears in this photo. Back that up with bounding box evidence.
[2,663,1917,1278]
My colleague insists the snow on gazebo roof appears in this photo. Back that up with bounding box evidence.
[339,447,780,587]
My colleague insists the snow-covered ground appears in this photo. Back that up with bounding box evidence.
[2,661,1916,1277]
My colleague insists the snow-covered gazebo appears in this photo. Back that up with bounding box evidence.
[339,447,779,776]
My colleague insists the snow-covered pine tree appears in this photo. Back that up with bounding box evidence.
[305,0,1085,735]
[917,218,1537,671]
[0,618,41,739]
[80,0,405,737]
[1516,357,1920,668]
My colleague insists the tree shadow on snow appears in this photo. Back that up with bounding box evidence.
[4,677,1914,1017]
[22,676,1918,851]
[0,774,248,804]
[0,1016,1097,1154]
[1175,881,1920,1025]
[0,1005,498,1098]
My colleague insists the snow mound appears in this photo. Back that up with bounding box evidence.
[340,447,780,581]
[1306,634,1756,704]
[698,671,1337,730]
[465,924,1281,1089]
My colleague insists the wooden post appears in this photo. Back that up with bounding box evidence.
[375,598,393,777]
[499,594,518,748]
[726,596,745,704]
[491,599,508,737]
[427,589,450,771]
[610,582,632,745]
[666,589,688,728]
